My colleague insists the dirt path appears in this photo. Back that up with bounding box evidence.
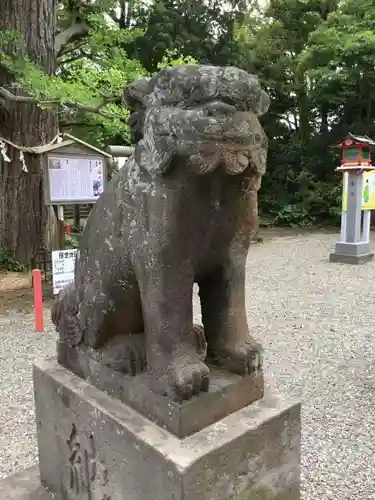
[0,273,53,316]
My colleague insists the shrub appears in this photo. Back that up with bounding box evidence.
[0,248,26,272]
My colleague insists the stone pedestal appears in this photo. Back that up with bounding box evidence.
[329,241,374,264]
[28,359,300,500]
[56,341,265,438]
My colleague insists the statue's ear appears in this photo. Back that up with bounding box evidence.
[124,77,152,144]
[123,77,151,108]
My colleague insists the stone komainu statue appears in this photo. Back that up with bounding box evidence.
[52,65,269,402]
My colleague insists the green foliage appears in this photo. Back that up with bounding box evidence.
[0,29,19,47]
[0,6,148,149]
[0,248,26,272]
[56,18,148,147]
[0,4,204,150]
[65,234,80,249]
[299,0,375,136]
[230,0,364,225]
[124,0,237,72]
[157,49,198,70]
[260,167,342,227]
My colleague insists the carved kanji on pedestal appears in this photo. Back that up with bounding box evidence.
[66,423,111,500]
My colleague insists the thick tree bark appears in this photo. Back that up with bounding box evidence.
[0,0,58,265]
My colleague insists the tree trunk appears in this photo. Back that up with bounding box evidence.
[0,0,58,266]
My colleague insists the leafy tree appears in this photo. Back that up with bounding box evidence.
[0,0,59,265]
[301,0,375,138]
[116,0,244,72]
[0,0,146,264]
[232,0,343,225]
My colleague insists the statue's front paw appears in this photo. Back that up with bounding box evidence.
[149,355,210,402]
[209,340,263,376]
[172,357,210,401]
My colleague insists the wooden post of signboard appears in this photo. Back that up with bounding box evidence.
[57,205,65,248]
[73,204,80,231]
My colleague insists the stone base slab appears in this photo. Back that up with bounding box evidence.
[0,467,52,500]
[34,359,301,500]
[330,241,374,264]
[333,241,371,255]
[57,341,264,438]
[329,252,374,264]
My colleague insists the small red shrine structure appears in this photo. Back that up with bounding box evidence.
[331,133,375,171]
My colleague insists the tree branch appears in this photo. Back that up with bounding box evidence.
[0,87,59,106]
[0,87,126,122]
[55,20,90,56]
[56,0,113,55]
[60,121,102,129]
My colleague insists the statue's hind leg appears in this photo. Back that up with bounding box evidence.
[55,275,206,379]
[54,275,145,373]
[95,331,147,375]
[95,323,207,375]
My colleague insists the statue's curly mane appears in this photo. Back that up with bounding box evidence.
[123,65,269,177]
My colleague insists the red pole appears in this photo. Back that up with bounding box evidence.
[32,269,44,333]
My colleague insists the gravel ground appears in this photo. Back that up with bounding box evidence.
[1,230,375,499]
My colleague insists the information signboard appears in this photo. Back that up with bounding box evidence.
[45,156,105,204]
[52,249,77,295]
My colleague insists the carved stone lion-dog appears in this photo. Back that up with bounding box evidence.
[52,65,269,402]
